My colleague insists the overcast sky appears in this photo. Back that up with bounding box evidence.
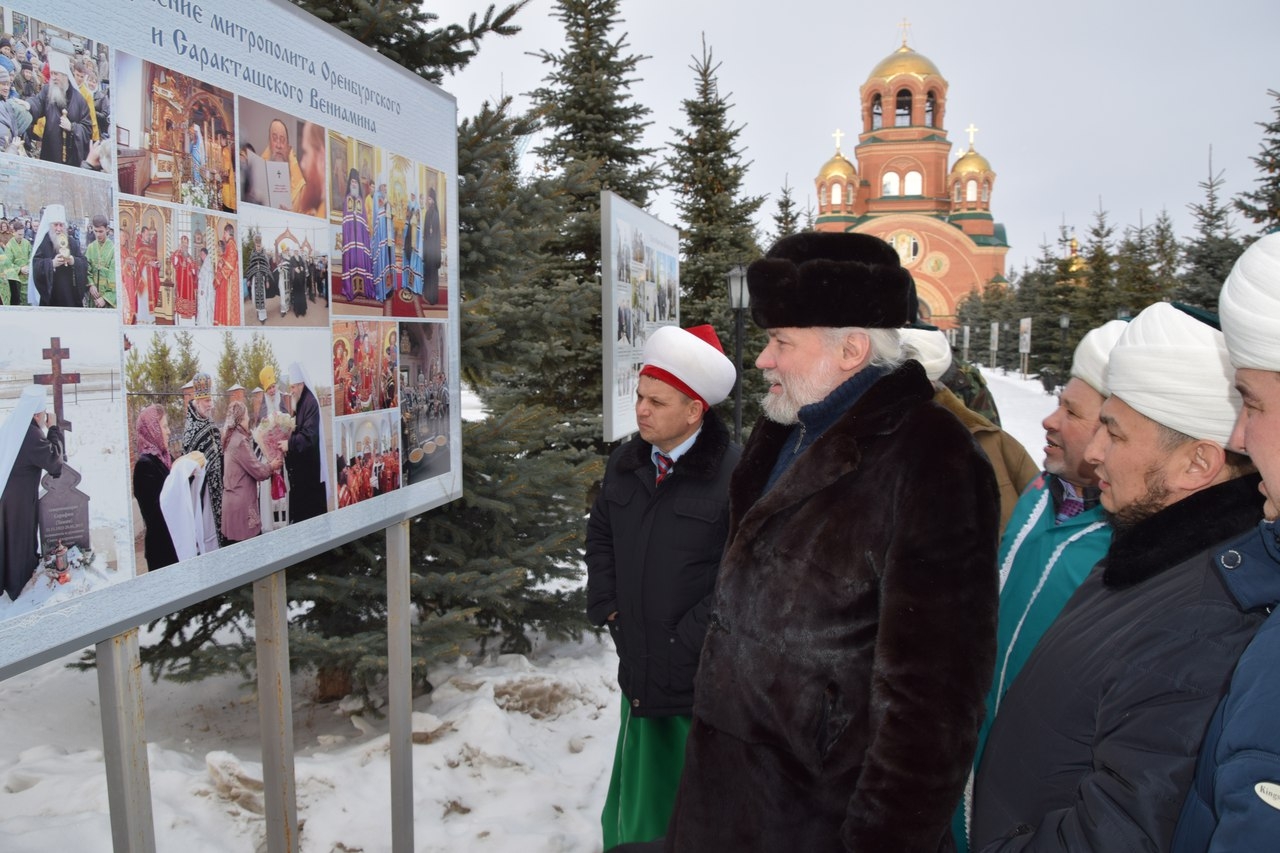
[431,0,1277,273]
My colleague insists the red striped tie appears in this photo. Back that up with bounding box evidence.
[655,453,673,485]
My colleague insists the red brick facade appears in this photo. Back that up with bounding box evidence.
[814,41,1008,328]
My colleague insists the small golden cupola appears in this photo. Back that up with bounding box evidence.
[816,130,858,215]
[948,129,995,213]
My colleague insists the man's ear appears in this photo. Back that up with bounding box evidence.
[838,330,872,372]
[1174,439,1228,491]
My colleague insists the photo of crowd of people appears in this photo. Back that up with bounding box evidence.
[398,321,450,485]
[334,409,400,508]
[123,327,333,571]
[116,199,238,326]
[328,131,447,318]
[332,319,397,416]
[113,53,236,213]
[0,163,114,308]
[0,19,111,171]
[238,206,329,326]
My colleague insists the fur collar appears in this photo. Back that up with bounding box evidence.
[1102,472,1264,589]
[617,407,732,481]
[730,361,934,523]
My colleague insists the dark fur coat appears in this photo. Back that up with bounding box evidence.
[665,361,1000,852]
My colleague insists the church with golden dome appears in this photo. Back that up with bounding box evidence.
[814,31,1008,327]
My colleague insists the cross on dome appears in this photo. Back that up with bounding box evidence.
[899,17,911,46]
[832,128,845,152]
[966,123,980,146]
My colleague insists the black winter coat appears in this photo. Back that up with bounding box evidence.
[665,362,1000,853]
[973,473,1267,852]
[586,409,740,717]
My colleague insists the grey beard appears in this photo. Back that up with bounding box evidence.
[49,82,68,110]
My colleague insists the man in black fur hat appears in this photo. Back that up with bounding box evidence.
[624,233,1000,852]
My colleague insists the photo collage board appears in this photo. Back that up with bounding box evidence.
[600,191,681,442]
[0,1,458,620]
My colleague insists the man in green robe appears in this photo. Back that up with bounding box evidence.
[1,217,31,306]
[84,214,115,309]
[952,320,1128,852]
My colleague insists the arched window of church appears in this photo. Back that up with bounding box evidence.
[966,179,978,202]
[895,89,912,127]
[820,185,829,207]
[925,91,937,127]
[871,94,883,131]
[831,182,843,206]
[846,183,855,206]
[954,182,962,202]
[904,171,923,195]
[882,172,900,197]
[981,181,990,203]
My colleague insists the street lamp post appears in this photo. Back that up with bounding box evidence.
[727,264,748,443]
[1059,313,1070,374]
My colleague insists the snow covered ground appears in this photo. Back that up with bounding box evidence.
[0,367,1056,852]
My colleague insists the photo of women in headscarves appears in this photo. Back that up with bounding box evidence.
[124,327,335,570]
[0,312,132,620]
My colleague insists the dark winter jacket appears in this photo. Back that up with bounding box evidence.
[973,473,1267,852]
[132,453,178,570]
[1172,518,1280,853]
[665,361,1000,853]
[586,409,740,717]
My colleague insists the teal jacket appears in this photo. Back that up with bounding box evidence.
[953,473,1112,852]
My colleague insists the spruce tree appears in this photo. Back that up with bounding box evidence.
[529,0,659,287]
[522,0,660,454]
[664,36,766,434]
[1177,153,1244,312]
[1079,206,1119,328]
[1235,89,1280,235]
[1149,209,1183,298]
[769,178,802,246]
[291,0,524,85]
[666,36,763,318]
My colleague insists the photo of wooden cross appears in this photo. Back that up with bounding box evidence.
[35,337,81,432]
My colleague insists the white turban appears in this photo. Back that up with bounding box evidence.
[640,324,736,409]
[1069,319,1128,396]
[899,328,952,382]
[1105,302,1239,446]
[1219,232,1280,371]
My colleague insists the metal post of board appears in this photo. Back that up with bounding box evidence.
[387,519,414,852]
[97,628,156,853]
[255,571,299,853]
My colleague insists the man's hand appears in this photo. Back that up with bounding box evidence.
[59,112,71,132]
[607,611,618,622]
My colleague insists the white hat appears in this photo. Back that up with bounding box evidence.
[1069,319,1128,396]
[640,324,736,409]
[899,328,952,382]
[47,52,72,78]
[1219,232,1280,371]
[1105,302,1239,445]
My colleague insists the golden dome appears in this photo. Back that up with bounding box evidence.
[867,45,944,83]
[819,151,857,180]
[950,146,992,176]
